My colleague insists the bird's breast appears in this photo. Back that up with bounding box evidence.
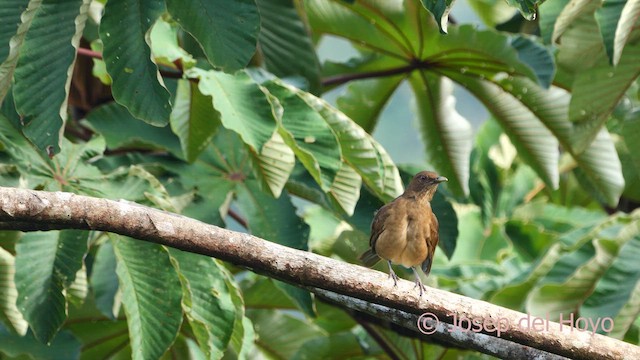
[374,199,431,268]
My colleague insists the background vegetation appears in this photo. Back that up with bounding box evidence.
[0,0,639,358]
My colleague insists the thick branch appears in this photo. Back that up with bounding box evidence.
[0,187,638,359]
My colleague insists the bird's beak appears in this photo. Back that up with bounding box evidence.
[435,176,448,183]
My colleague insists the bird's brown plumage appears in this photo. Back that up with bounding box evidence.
[360,171,447,295]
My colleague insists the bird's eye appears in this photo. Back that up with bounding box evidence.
[419,175,427,181]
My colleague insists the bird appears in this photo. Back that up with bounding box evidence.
[360,171,447,296]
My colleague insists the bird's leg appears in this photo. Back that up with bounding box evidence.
[412,267,426,297]
[387,260,399,287]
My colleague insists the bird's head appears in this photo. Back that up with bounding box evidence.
[405,171,448,200]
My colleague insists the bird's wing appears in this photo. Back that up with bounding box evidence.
[421,210,439,276]
[369,203,392,250]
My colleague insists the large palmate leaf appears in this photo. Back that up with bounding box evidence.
[166,0,259,72]
[100,0,171,126]
[443,75,559,190]
[409,73,473,196]
[336,75,405,133]
[256,0,321,93]
[112,235,182,360]
[14,231,88,343]
[305,0,413,58]
[308,0,558,197]
[12,0,89,154]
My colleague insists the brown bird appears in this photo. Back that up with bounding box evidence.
[360,171,448,296]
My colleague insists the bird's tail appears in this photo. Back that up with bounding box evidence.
[359,249,381,267]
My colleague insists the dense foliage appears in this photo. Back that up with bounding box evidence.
[0,0,639,358]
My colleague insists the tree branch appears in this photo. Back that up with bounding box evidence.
[0,187,638,359]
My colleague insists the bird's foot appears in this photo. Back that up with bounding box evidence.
[412,267,427,297]
[387,261,399,287]
[389,271,399,287]
[413,278,427,297]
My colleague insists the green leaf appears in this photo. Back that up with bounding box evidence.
[427,25,544,86]
[15,230,88,343]
[505,0,545,20]
[420,0,456,34]
[612,0,640,65]
[580,222,640,336]
[409,73,472,196]
[572,128,625,207]
[0,0,35,104]
[569,43,640,152]
[249,310,326,359]
[0,0,28,64]
[595,0,626,64]
[551,0,599,44]
[12,0,90,154]
[250,130,296,198]
[256,0,321,93]
[510,35,555,89]
[169,249,236,360]
[85,102,182,155]
[100,0,171,126]
[304,0,416,58]
[615,114,640,201]
[148,17,196,69]
[297,89,403,204]
[113,236,182,360]
[170,80,220,162]
[0,326,81,360]
[526,218,637,320]
[166,0,259,72]
[188,68,276,153]
[262,81,342,192]
[447,75,560,190]
[0,246,27,335]
[224,268,256,359]
[90,241,120,320]
[336,76,405,133]
[176,129,246,222]
[292,332,365,359]
[538,0,570,44]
